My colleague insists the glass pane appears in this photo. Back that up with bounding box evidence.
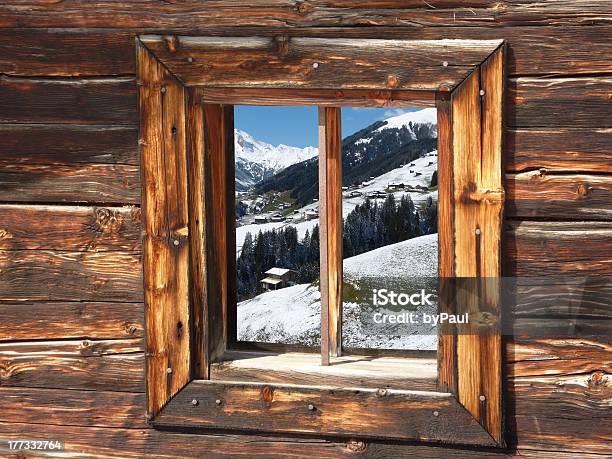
[234,105,321,346]
[340,107,439,351]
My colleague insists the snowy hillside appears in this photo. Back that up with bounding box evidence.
[376,107,438,134]
[235,129,317,190]
[237,234,438,350]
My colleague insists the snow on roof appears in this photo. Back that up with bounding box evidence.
[265,267,292,276]
[260,277,283,285]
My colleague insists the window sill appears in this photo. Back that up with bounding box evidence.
[211,350,437,391]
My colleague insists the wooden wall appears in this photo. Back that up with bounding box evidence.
[0,2,610,457]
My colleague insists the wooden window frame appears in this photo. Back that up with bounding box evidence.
[137,35,506,447]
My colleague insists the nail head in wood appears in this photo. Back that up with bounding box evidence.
[479,89,486,96]
[475,228,481,235]
[215,399,222,406]
[173,239,180,246]
[187,56,194,63]
[479,395,486,402]
[376,388,388,397]
[166,367,172,374]
[160,86,167,94]
[191,399,198,406]
[442,61,449,67]
[312,62,319,69]
[433,411,439,417]
[308,404,315,411]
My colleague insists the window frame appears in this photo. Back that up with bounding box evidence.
[137,35,506,446]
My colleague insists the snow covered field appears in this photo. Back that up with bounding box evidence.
[237,233,438,350]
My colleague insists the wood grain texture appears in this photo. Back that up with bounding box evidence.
[0,250,142,302]
[138,43,190,416]
[510,372,612,455]
[202,103,235,362]
[452,49,504,445]
[507,172,612,220]
[507,338,611,378]
[0,339,144,392]
[1,2,610,28]
[0,29,135,77]
[435,90,457,395]
[210,351,437,392]
[0,163,140,204]
[318,107,343,361]
[505,221,612,277]
[186,88,209,379]
[141,35,498,90]
[0,205,140,252]
[200,87,436,107]
[0,302,143,341]
[0,387,146,428]
[0,422,511,459]
[0,124,138,165]
[505,128,612,173]
[156,380,496,446]
[0,76,137,125]
[508,77,612,128]
[3,26,611,78]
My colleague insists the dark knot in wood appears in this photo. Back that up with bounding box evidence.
[386,75,400,89]
[576,183,589,197]
[260,385,274,404]
[347,440,367,452]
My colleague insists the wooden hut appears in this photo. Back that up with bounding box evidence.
[0,2,609,458]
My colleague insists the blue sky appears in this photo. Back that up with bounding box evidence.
[235,106,420,148]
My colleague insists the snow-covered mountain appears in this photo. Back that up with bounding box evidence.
[235,129,317,190]
[375,107,438,135]
[256,108,437,204]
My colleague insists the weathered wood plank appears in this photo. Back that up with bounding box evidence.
[200,87,436,107]
[0,30,135,76]
[0,205,140,252]
[435,90,456,395]
[0,302,143,342]
[506,128,612,173]
[0,387,146,428]
[508,77,612,128]
[155,380,496,446]
[3,26,611,77]
[0,421,508,459]
[138,43,191,417]
[509,372,612,455]
[507,338,611,378]
[0,250,143,302]
[506,173,612,220]
[505,221,612,276]
[210,351,437,392]
[203,103,235,361]
[0,163,140,204]
[141,35,497,90]
[0,124,138,165]
[318,106,343,362]
[0,2,610,28]
[452,49,504,444]
[0,77,137,125]
[0,339,144,392]
[186,88,209,379]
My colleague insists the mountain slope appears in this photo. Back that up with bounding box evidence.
[255,109,437,205]
[234,129,317,190]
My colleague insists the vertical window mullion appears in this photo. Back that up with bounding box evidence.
[318,106,343,365]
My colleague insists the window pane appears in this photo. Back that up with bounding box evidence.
[234,105,321,347]
[340,107,439,351]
